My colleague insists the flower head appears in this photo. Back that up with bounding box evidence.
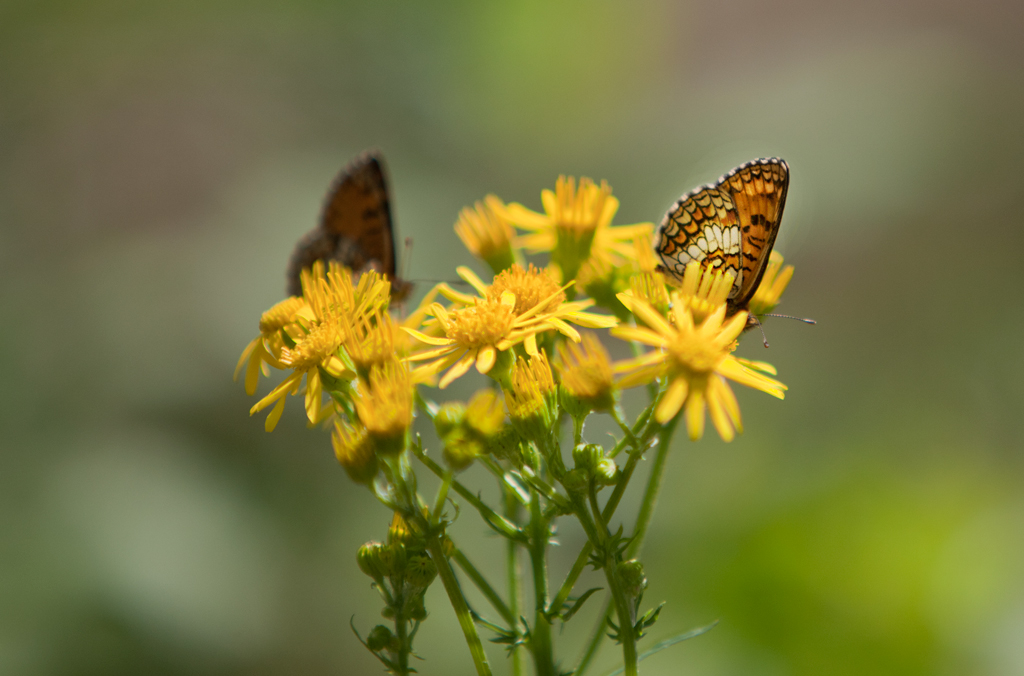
[488,264,564,316]
[333,420,379,485]
[747,252,795,317]
[355,359,414,455]
[504,351,557,442]
[249,318,350,432]
[557,333,616,413]
[499,176,652,281]
[404,265,616,388]
[235,296,306,395]
[455,195,518,273]
[666,260,735,325]
[613,294,787,442]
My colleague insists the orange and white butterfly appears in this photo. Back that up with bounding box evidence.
[287,151,413,302]
[654,157,789,323]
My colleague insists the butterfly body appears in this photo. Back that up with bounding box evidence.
[287,151,412,301]
[655,157,789,322]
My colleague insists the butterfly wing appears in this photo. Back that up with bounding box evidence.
[655,183,744,287]
[655,157,788,314]
[286,151,397,297]
[716,158,789,311]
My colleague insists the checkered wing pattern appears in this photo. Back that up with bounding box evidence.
[655,157,789,313]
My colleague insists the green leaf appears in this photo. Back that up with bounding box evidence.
[560,587,603,622]
[600,621,719,676]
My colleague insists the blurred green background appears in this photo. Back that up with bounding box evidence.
[3,1,1024,674]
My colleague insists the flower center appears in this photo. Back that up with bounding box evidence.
[445,299,516,348]
[280,321,343,370]
[666,333,728,376]
[489,264,564,315]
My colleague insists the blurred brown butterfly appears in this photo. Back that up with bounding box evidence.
[287,150,413,302]
[655,157,789,323]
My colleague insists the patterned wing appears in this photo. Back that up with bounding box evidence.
[655,182,744,287]
[655,157,788,314]
[716,158,789,311]
[286,151,397,297]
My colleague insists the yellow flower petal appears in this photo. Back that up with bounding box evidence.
[656,377,689,424]
[476,345,497,373]
[440,351,477,389]
[684,386,706,440]
[401,326,455,347]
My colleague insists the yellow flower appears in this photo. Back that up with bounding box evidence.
[666,260,735,325]
[249,318,350,432]
[454,196,518,273]
[464,389,506,439]
[612,294,786,442]
[303,261,390,326]
[556,333,615,412]
[498,176,653,281]
[504,352,557,441]
[343,310,400,377]
[332,419,379,485]
[235,296,306,395]
[355,359,414,455]
[404,266,617,388]
[633,232,659,274]
[628,271,671,319]
[488,263,564,316]
[747,252,795,317]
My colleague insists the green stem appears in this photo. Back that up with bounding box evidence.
[394,588,410,676]
[549,541,593,618]
[605,566,639,676]
[576,406,679,676]
[413,446,524,541]
[506,489,524,676]
[452,548,516,626]
[432,471,453,526]
[625,415,680,559]
[585,487,638,676]
[528,491,555,676]
[426,534,493,676]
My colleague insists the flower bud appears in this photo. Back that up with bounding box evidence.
[561,468,589,495]
[357,541,388,581]
[465,389,505,438]
[405,554,438,589]
[388,512,413,546]
[434,402,466,440]
[572,443,604,473]
[559,384,592,420]
[486,424,522,461]
[556,333,616,413]
[617,559,648,597]
[333,421,379,485]
[377,542,407,578]
[442,428,484,472]
[366,625,395,652]
[595,458,619,486]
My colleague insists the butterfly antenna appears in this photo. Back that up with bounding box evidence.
[763,313,816,325]
[749,315,770,348]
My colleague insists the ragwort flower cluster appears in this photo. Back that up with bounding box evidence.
[236,169,805,676]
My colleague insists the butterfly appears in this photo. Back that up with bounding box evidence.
[287,150,413,302]
[654,157,789,324]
